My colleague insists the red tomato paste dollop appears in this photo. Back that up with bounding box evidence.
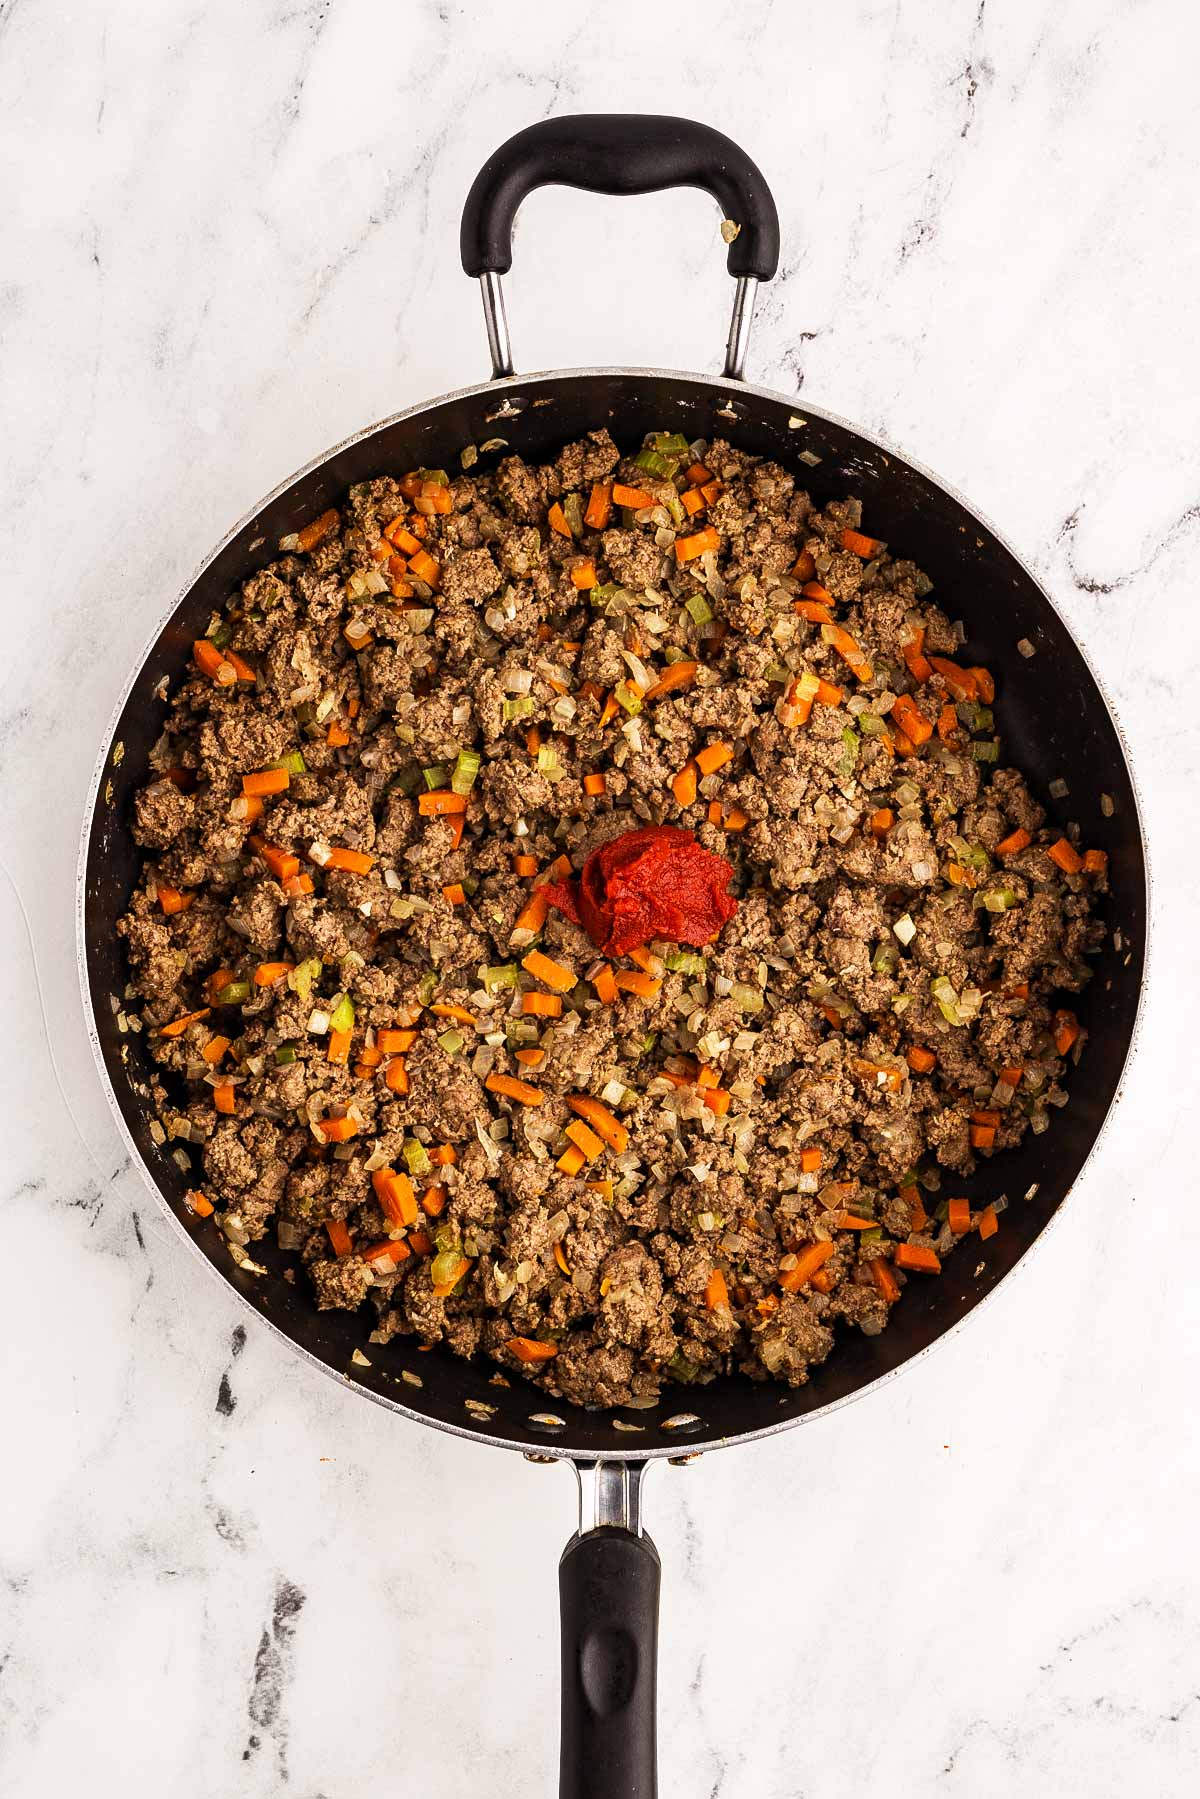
[544,825,737,957]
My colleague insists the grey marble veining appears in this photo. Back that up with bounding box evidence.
[2,1,1199,1794]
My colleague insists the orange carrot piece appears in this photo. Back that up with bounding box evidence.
[485,1072,544,1105]
[779,1241,836,1292]
[800,1147,822,1174]
[675,525,720,563]
[373,1167,418,1226]
[418,789,467,817]
[814,678,843,708]
[583,772,607,796]
[793,597,833,624]
[790,549,817,582]
[1054,1009,1080,1056]
[1083,849,1108,877]
[613,969,661,1000]
[193,639,234,684]
[906,1045,937,1074]
[705,1267,730,1311]
[324,1029,351,1066]
[326,722,351,748]
[947,1198,972,1234]
[249,837,299,882]
[522,990,563,1018]
[890,693,933,746]
[928,656,977,702]
[408,549,440,587]
[507,1336,558,1364]
[376,1028,417,1053]
[521,949,577,994]
[825,623,874,682]
[703,1087,731,1117]
[894,1242,941,1274]
[612,483,656,509]
[570,560,598,589]
[512,887,549,938]
[591,963,618,1004]
[408,1230,433,1257]
[584,482,613,529]
[598,691,620,728]
[326,1218,353,1257]
[970,666,995,705]
[159,1006,212,1038]
[156,884,193,915]
[385,519,422,555]
[997,827,1032,857]
[565,1118,605,1162]
[512,854,539,877]
[421,1183,448,1218]
[252,961,294,987]
[557,1143,587,1175]
[1048,838,1084,875]
[213,1083,236,1114]
[515,1047,546,1069]
[978,1205,999,1240]
[695,740,733,776]
[442,882,466,907]
[707,799,722,826]
[871,1258,901,1303]
[547,501,572,537]
[840,527,882,559]
[870,808,895,836]
[937,701,960,743]
[681,486,705,517]
[186,1190,215,1218]
[566,1095,629,1153]
[233,795,265,825]
[295,509,338,553]
[243,768,289,797]
[900,1184,927,1232]
[324,847,375,874]
[202,1034,231,1065]
[686,461,714,487]
[902,628,933,683]
[430,1143,458,1166]
[318,1114,358,1142]
[671,761,698,807]
[643,660,699,702]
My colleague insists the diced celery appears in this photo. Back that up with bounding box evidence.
[271,749,308,777]
[685,594,713,627]
[274,1045,297,1064]
[329,994,355,1033]
[214,980,251,1005]
[502,696,534,721]
[423,764,450,790]
[288,956,322,1002]
[664,950,705,975]
[402,1138,432,1177]
[614,680,643,716]
[450,749,481,795]
[437,1028,464,1056]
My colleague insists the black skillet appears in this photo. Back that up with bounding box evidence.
[78,116,1147,1798]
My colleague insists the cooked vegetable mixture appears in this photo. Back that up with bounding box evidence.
[120,428,1107,1407]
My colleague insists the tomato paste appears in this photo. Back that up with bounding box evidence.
[544,825,737,957]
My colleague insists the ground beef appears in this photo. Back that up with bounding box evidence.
[121,432,1106,1409]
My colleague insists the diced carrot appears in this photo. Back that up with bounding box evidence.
[515,1047,545,1068]
[385,519,422,555]
[362,1239,410,1268]
[422,1183,448,1218]
[356,1046,383,1069]
[1054,1009,1080,1056]
[512,854,539,877]
[892,728,915,756]
[507,1336,558,1364]
[671,760,698,807]
[522,991,563,1018]
[871,1258,901,1302]
[156,884,193,915]
[707,799,722,826]
[802,581,836,605]
[978,1206,999,1240]
[318,1114,358,1142]
[324,847,375,875]
[997,827,1032,857]
[431,1255,470,1298]
[790,549,817,582]
[591,963,618,1004]
[326,1218,353,1257]
[686,462,713,487]
[705,1267,730,1311]
[252,961,293,989]
[814,679,843,708]
[614,969,661,1000]
[385,1058,409,1094]
[408,549,440,587]
[583,772,607,796]
[906,1045,937,1074]
[644,659,699,702]
[193,639,233,683]
[442,882,466,907]
[948,1198,972,1234]
[902,627,933,683]
[326,722,351,748]
[894,1242,941,1274]
[1000,1065,1025,1088]
[928,656,977,702]
[779,1242,835,1292]
[227,649,260,684]
[970,666,996,704]
[937,701,960,743]
[408,1230,433,1257]
[832,1213,878,1231]
[376,1028,418,1053]
[612,483,656,509]
[800,1147,822,1174]
[868,809,894,839]
[547,501,572,537]
[447,815,465,852]
[696,740,733,775]
[295,509,339,553]
[202,1035,231,1065]
[675,525,720,563]
[430,1143,458,1166]
[186,1190,215,1218]
[824,623,873,683]
[233,794,264,825]
[326,1029,352,1065]
[373,1167,418,1227]
[250,838,301,882]
[703,1087,731,1117]
[557,1143,587,1175]
[566,1095,629,1153]
[794,598,833,625]
[900,1183,927,1232]
[681,486,705,517]
[485,1073,544,1105]
[1048,838,1084,875]
[840,527,882,558]
[724,806,750,831]
[512,887,549,939]
[213,1083,236,1114]
[243,768,289,797]
[890,693,933,746]
[418,789,467,817]
[570,560,598,589]
[159,1006,212,1038]
[565,1118,605,1162]
[584,482,613,529]
[598,691,619,728]
[1083,849,1108,876]
[521,949,577,994]
[1008,982,1031,1000]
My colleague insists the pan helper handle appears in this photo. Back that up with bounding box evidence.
[460,115,781,381]
[559,1462,659,1799]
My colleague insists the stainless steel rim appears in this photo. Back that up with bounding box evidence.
[76,362,1153,1462]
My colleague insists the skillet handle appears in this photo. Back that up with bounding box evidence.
[559,1526,660,1799]
[460,114,780,380]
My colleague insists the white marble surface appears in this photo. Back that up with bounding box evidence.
[2,2,1198,1793]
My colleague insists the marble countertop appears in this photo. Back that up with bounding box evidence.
[3,3,1198,1794]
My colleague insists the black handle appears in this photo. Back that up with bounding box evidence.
[559,1527,661,1799]
[461,114,780,282]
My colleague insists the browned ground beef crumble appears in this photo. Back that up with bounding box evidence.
[120,429,1105,1408]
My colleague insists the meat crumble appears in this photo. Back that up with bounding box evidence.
[119,428,1107,1408]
